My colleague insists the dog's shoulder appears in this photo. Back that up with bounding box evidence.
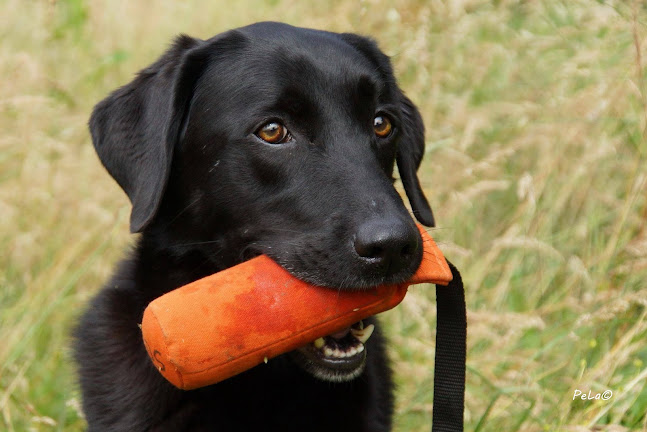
[74,255,186,430]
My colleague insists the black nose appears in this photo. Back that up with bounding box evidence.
[353,219,420,276]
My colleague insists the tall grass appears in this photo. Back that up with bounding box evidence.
[1,0,646,430]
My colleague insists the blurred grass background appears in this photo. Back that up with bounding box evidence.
[1,0,646,430]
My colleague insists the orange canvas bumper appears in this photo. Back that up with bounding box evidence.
[141,225,451,390]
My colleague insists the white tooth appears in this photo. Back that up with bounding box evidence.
[357,344,365,353]
[348,347,357,356]
[314,337,325,349]
[333,348,343,358]
[351,324,375,344]
[264,357,268,364]
[324,347,334,357]
[359,320,364,330]
[363,324,375,342]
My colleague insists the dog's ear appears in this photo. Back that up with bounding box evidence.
[339,33,435,227]
[90,32,245,233]
[395,93,435,227]
[89,35,204,233]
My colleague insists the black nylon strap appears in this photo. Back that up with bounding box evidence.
[432,260,466,432]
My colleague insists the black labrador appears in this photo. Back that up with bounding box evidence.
[75,22,435,432]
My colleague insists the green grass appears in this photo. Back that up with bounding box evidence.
[1,0,646,430]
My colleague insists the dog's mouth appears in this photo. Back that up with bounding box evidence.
[241,247,381,382]
[292,320,375,382]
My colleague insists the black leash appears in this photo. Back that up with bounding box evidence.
[432,260,466,432]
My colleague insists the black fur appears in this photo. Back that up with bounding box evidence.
[75,22,433,431]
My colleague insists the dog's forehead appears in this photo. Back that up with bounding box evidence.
[239,22,376,67]
[201,23,391,99]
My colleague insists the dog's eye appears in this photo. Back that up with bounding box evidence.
[255,122,290,144]
[373,115,392,138]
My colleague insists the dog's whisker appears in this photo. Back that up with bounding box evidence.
[163,196,202,228]
[168,239,223,247]
[253,228,309,234]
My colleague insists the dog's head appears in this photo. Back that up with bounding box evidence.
[91,22,435,383]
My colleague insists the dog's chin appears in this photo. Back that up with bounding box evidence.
[289,319,375,383]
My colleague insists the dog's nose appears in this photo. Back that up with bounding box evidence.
[353,219,419,275]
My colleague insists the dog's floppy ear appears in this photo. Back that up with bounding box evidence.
[90,32,246,232]
[89,35,204,233]
[339,33,435,227]
[395,93,435,227]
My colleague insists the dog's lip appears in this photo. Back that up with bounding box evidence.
[251,243,420,290]
[273,266,413,290]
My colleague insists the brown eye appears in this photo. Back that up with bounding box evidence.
[256,122,289,144]
[373,115,392,138]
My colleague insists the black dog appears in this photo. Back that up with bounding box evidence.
[75,22,435,431]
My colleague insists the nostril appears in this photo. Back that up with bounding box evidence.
[354,241,385,260]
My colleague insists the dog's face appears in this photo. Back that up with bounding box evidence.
[91,22,434,383]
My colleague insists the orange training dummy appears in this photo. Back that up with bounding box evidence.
[141,224,452,390]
